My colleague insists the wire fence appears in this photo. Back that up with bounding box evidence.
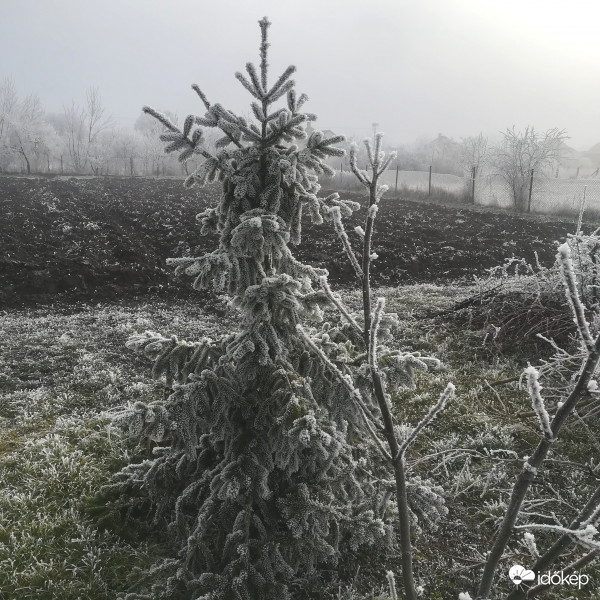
[533,177,600,215]
[330,163,600,218]
[328,165,467,197]
[0,153,191,178]
[5,153,600,219]
[473,171,600,216]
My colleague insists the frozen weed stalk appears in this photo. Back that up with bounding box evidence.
[341,133,455,600]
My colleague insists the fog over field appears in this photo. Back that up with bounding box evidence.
[2,0,600,149]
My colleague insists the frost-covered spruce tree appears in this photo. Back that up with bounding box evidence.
[104,18,396,600]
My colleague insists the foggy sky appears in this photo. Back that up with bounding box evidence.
[2,0,599,150]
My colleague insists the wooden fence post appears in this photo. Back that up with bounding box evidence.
[471,166,477,203]
[395,164,399,194]
[527,169,534,213]
[428,165,432,196]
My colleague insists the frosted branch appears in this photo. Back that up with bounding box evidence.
[296,92,308,111]
[523,531,540,558]
[268,79,295,103]
[331,206,363,279]
[235,72,262,100]
[191,84,211,111]
[525,365,554,441]
[267,64,296,99]
[349,142,370,186]
[581,498,600,528]
[372,133,383,171]
[245,62,265,98]
[368,297,385,371]
[397,383,455,457]
[364,138,375,167]
[297,325,392,461]
[258,16,271,91]
[514,523,600,551]
[251,101,266,122]
[557,243,595,352]
[319,276,362,334]
[378,150,397,176]
[142,106,179,132]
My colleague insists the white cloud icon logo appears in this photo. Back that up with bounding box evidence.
[509,565,536,585]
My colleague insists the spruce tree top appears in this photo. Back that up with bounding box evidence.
[143,16,358,314]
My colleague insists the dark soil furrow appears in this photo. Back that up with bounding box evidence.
[0,176,592,307]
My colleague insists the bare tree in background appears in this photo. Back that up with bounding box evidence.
[460,132,488,176]
[86,87,112,174]
[0,76,18,171]
[63,101,87,172]
[109,128,143,175]
[63,86,112,173]
[491,126,567,212]
[134,110,180,176]
[9,93,44,174]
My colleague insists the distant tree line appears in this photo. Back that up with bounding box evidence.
[0,76,219,176]
[0,75,567,215]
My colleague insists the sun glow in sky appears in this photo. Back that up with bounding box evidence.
[2,0,600,149]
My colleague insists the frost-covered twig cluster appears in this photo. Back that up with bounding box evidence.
[475,242,600,599]
[460,227,600,354]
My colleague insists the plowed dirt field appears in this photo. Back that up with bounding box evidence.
[0,176,592,307]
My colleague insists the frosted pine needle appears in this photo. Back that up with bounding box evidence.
[397,382,455,456]
[319,276,362,333]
